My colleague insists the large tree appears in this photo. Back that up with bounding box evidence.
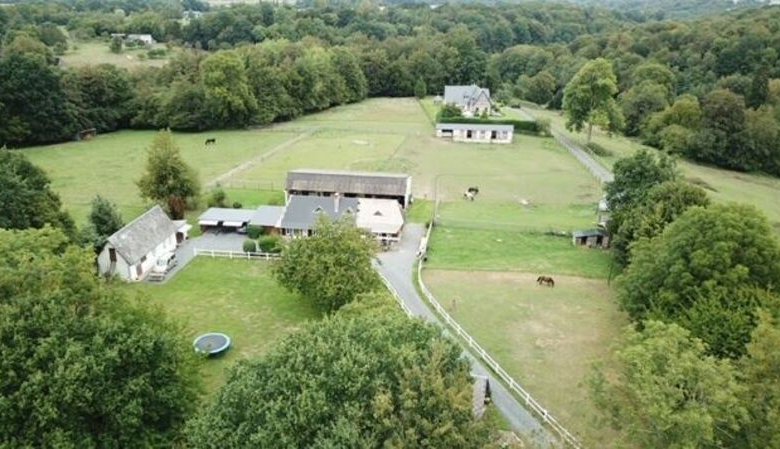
[186,306,486,449]
[590,321,745,449]
[0,150,76,238]
[200,51,258,128]
[562,57,622,143]
[0,227,200,448]
[273,217,380,312]
[82,195,124,253]
[137,130,200,219]
[619,204,780,357]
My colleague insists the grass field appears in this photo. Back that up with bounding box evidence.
[424,270,626,447]
[25,129,298,223]
[129,258,320,394]
[526,105,780,231]
[61,40,170,69]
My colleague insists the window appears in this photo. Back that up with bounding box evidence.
[140,255,147,263]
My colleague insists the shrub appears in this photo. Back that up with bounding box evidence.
[232,201,243,209]
[258,235,283,253]
[246,225,264,239]
[585,142,614,157]
[242,239,257,253]
[206,187,228,208]
[147,49,166,59]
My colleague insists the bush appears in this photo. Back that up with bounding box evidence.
[147,49,166,59]
[232,201,243,209]
[242,239,257,253]
[206,187,228,208]
[246,225,264,239]
[585,142,614,157]
[258,235,283,253]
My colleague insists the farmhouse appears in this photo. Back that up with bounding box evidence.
[97,205,182,281]
[280,194,359,237]
[436,123,514,144]
[286,169,413,208]
[443,85,492,117]
[355,198,405,243]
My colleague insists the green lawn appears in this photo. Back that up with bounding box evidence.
[129,258,321,394]
[61,40,170,69]
[427,227,614,279]
[25,129,298,223]
[284,97,433,134]
[424,269,626,448]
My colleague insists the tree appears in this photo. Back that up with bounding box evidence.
[83,195,124,253]
[590,321,745,449]
[746,66,769,109]
[439,103,463,120]
[611,180,709,266]
[0,227,200,448]
[200,51,258,127]
[65,64,135,132]
[619,204,780,357]
[187,307,486,448]
[0,151,76,238]
[620,81,670,136]
[110,35,123,53]
[738,311,780,449]
[690,89,751,171]
[562,58,622,143]
[631,62,676,99]
[273,217,380,312]
[604,149,678,216]
[137,130,200,219]
[520,70,556,105]
[414,78,427,99]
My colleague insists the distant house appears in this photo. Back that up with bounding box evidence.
[285,169,413,208]
[572,229,610,249]
[443,85,492,117]
[126,34,155,45]
[97,206,183,281]
[436,123,513,144]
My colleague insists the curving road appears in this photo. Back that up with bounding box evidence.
[376,224,557,448]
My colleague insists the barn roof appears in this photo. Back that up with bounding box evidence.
[198,208,256,224]
[286,169,410,197]
[573,229,606,238]
[436,123,514,132]
[250,206,285,227]
[107,205,177,265]
[280,195,360,231]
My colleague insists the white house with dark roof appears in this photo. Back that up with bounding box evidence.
[443,85,492,117]
[285,169,412,208]
[97,205,179,281]
[436,123,513,144]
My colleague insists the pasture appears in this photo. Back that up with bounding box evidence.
[25,129,299,223]
[129,258,320,394]
[423,269,626,448]
[61,40,170,69]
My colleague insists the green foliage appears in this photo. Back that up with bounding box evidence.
[246,225,263,239]
[590,321,746,449]
[231,201,242,208]
[0,150,76,239]
[618,204,780,357]
[186,309,486,449]
[200,52,258,128]
[257,234,282,253]
[620,81,670,136]
[273,217,380,312]
[584,142,612,157]
[84,194,124,253]
[605,149,679,215]
[109,35,123,53]
[206,187,228,208]
[65,64,135,132]
[438,103,463,120]
[563,58,621,143]
[242,239,257,253]
[0,227,200,449]
[414,78,427,99]
[136,130,200,219]
[517,70,557,105]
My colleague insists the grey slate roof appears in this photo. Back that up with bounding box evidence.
[573,229,606,238]
[443,85,491,108]
[280,195,359,231]
[436,123,513,132]
[198,208,256,223]
[250,206,285,227]
[286,169,410,197]
[107,205,177,265]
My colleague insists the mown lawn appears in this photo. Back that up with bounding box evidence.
[424,269,626,448]
[427,227,614,279]
[128,258,321,394]
[24,129,298,223]
[61,40,171,69]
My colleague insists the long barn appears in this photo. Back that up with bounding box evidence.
[285,169,412,208]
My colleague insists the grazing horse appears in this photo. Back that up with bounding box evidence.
[536,275,555,287]
[467,186,479,195]
[205,138,216,146]
[463,191,475,201]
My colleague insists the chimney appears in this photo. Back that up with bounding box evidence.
[333,192,340,213]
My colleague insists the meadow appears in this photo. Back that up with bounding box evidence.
[129,258,321,394]
[61,40,171,69]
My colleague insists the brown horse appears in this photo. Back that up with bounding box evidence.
[536,275,555,287]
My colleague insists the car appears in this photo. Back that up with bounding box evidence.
[148,252,177,281]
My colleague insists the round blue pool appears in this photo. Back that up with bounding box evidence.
[193,332,231,357]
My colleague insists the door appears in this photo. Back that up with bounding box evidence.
[136,264,143,278]
[109,248,117,262]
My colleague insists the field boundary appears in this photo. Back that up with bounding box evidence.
[418,202,583,449]
[193,248,280,260]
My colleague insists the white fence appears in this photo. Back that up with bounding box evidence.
[377,271,413,317]
[418,211,583,449]
[193,248,280,260]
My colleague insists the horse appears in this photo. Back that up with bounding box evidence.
[204,138,216,146]
[467,186,479,195]
[463,191,475,201]
[536,275,555,287]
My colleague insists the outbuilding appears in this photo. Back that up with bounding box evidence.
[572,229,610,249]
[436,123,514,144]
[97,205,180,281]
[285,169,413,208]
[198,208,256,232]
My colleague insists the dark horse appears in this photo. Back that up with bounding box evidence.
[536,275,555,287]
[468,186,479,195]
[205,138,217,145]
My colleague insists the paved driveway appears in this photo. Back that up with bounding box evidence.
[376,225,556,447]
